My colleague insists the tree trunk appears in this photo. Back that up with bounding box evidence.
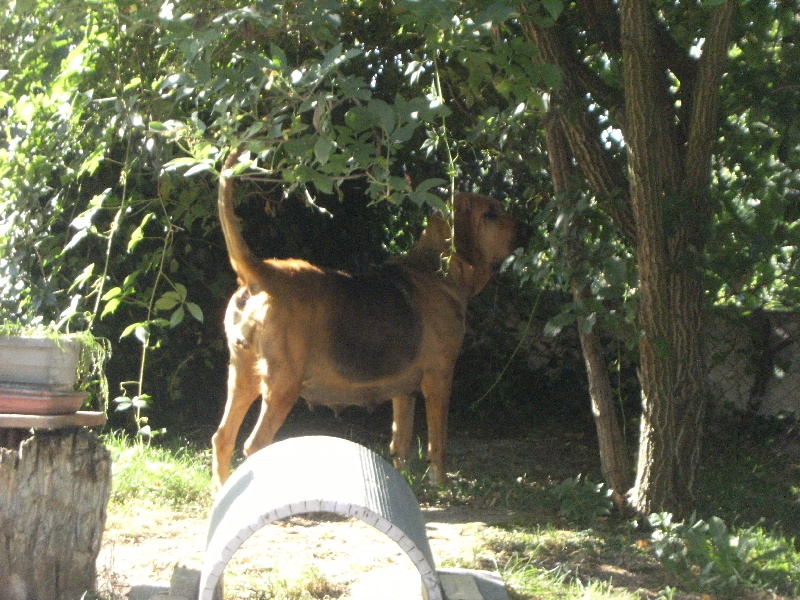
[0,429,111,600]
[621,0,736,517]
[544,113,632,508]
[523,0,736,517]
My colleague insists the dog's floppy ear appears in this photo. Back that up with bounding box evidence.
[404,212,452,271]
[448,254,478,298]
[453,194,476,265]
[420,212,451,252]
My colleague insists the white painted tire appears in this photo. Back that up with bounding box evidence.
[199,435,442,600]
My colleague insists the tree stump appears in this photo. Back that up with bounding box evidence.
[0,429,111,600]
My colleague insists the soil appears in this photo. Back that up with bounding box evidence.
[97,501,517,600]
[93,411,787,600]
[94,422,638,600]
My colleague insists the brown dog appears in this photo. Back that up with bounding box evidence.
[211,149,529,490]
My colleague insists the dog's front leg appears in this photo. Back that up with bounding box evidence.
[421,370,454,485]
[390,395,416,473]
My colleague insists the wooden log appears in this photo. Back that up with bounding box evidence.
[0,429,111,600]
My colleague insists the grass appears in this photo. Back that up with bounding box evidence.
[101,422,800,600]
[228,566,347,599]
[103,431,212,512]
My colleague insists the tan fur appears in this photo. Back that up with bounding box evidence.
[212,149,529,490]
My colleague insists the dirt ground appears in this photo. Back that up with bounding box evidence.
[95,413,780,600]
[89,363,800,600]
[94,422,646,600]
[97,502,516,600]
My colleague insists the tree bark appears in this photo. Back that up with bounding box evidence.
[621,0,736,516]
[0,429,111,600]
[544,113,632,509]
[522,0,736,516]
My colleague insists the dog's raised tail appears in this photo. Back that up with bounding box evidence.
[218,148,264,290]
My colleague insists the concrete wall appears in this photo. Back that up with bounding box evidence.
[467,287,800,418]
[707,310,799,417]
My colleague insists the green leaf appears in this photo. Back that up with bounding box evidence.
[120,323,140,339]
[391,122,417,144]
[415,178,448,193]
[169,305,185,327]
[131,395,150,409]
[101,286,123,302]
[173,283,188,299]
[186,302,204,322]
[101,297,121,319]
[408,191,448,211]
[541,0,564,20]
[537,63,564,89]
[314,137,335,165]
[184,161,214,177]
[312,172,335,195]
[69,263,95,293]
[128,213,155,253]
[114,398,132,412]
[134,325,150,345]
[603,257,627,289]
[369,98,395,134]
[544,310,576,337]
[155,292,180,311]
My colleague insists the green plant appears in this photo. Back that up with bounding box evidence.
[104,431,211,511]
[649,512,750,594]
[488,530,642,600]
[231,566,346,600]
[648,512,800,597]
[551,475,613,526]
[75,329,112,412]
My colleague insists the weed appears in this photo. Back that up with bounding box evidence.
[501,552,641,599]
[648,512,800,597]
[551,474,613,526]
[103,431,211,511]
[232,566,346,599]
[393,437,556,514]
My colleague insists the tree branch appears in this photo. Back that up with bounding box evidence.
[684,0,737,199]
[519,6,636,243]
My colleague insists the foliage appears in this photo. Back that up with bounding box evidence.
[0,0,119,326]
[230,566,346,600]
[104,431,211,511]
[707,4,800,310]
[152,0,454,206]
[648,512,800,597]
[551,475,613,526]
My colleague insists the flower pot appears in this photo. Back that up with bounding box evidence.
[0,387,86,415]
[0,335,83,391]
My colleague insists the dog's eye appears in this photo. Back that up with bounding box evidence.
[485,210,499,221]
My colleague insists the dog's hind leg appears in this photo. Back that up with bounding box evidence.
[212,348,261,491]
[390,395,416,473]
[242,375,300,458]
[421,369,454,485]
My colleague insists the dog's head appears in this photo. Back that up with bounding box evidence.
[451,193,530,295]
